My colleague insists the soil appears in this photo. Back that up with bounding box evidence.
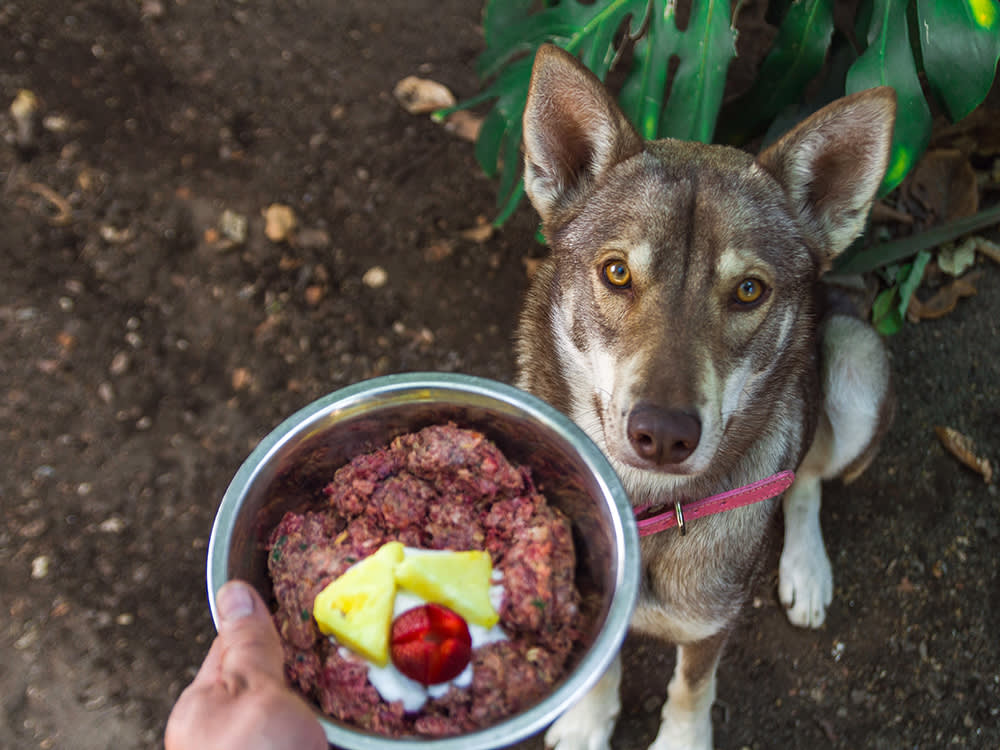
[1,2,997,749]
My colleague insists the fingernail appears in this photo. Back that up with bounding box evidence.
[217,581,255,623]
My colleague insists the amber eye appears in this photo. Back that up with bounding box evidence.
[734,278,767,306]
[603,260,631,288]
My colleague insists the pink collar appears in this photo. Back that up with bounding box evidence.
[633,470,795,536]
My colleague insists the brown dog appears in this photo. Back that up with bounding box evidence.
[515,44,895,749]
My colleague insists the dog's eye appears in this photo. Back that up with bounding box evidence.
[734,278,767,306]
[603,260,631,288]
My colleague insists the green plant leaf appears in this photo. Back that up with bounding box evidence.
[662,0,737,142]
[719,0,835,144]
[872,286,903,335]
[833,202,1000,274]
[916,0,1000,122]
[621,0,737,142]
[847,0,931,194]
[872,249,931,335]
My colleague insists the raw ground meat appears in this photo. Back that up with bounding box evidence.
[266,423,584,738]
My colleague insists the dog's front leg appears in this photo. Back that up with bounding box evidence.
[779,473,833,627]
[648,632,725,750]
[544,653,622,750]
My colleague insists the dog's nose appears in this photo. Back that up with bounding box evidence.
[626,405,701,465]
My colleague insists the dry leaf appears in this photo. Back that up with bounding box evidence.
[965,236,1000,266]
[459,217,494,243]
[903,149,978,225]
[442,110,482,142]
[393,76,456,115]
[264,204,296,243]
[907,272,979,321]
[935,426,993,483]
[423,239,454,262]
[937,241,977,276]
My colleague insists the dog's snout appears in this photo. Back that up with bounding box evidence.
[627,405,701,466]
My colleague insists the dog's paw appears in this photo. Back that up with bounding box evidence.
[543,666,620,750]
[778,534,833,628]
[647,707,713,750]
[544,707,615,750]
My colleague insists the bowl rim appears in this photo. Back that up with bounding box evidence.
[206,371,639,749]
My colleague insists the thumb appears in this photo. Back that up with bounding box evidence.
[214,580,286,686]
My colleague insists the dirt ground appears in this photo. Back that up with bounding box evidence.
[2,2,998,749]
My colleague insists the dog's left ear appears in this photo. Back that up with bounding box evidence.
[757,87,897,260]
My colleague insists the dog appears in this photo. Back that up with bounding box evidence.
[514,44,895,750]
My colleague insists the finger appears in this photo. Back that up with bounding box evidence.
[214,580,286,687]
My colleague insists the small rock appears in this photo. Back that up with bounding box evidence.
[362,265,388,289]
[219,209,248,244]
[231,367,253,390]
[97,382,114,403]
[295,227,330,249]
[10,89,40,149]
[31,555,50,579]
[304,285,324,306]
[109,351,130,376]
[100,516,126,533]
[264,203,296,243]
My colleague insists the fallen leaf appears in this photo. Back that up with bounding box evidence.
[937,241,977,277]
[231,367,253,391]
[424,239,454,262]
[459,217,494,243]
[902,149,978,226]
[264,204,296,243]
[393,76,455,115]
[907,272,979,321]
[964,236,1000,266]
[442,110,482,142]
[935,426,993,483]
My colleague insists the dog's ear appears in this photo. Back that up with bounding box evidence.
[522,44,643,225]
[757,87,897,259]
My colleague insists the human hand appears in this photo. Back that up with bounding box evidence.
[165,580,326,750]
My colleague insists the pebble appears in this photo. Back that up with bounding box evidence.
[264,203,296,242]
[219,209,248,244]
[362,265,388,288]
[31,555,50,579]
[109,351,129,376]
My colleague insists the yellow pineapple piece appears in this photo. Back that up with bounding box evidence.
[395,549,500,628]
[313,541,405,665]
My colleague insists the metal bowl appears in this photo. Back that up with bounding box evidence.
[207,372,639,749]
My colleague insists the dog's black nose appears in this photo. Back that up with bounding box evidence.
[627,405,701,465]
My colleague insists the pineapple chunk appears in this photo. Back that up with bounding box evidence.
[395,549,500,628]
[313,541,405,666]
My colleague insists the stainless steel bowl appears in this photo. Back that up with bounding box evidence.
[207,372,639,750]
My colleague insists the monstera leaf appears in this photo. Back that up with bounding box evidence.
[442,0,737,226]
[451,0,998,254]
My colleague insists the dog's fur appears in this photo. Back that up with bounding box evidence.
[514,45,896,750]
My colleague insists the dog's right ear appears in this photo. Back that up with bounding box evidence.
[522,44,643,225]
